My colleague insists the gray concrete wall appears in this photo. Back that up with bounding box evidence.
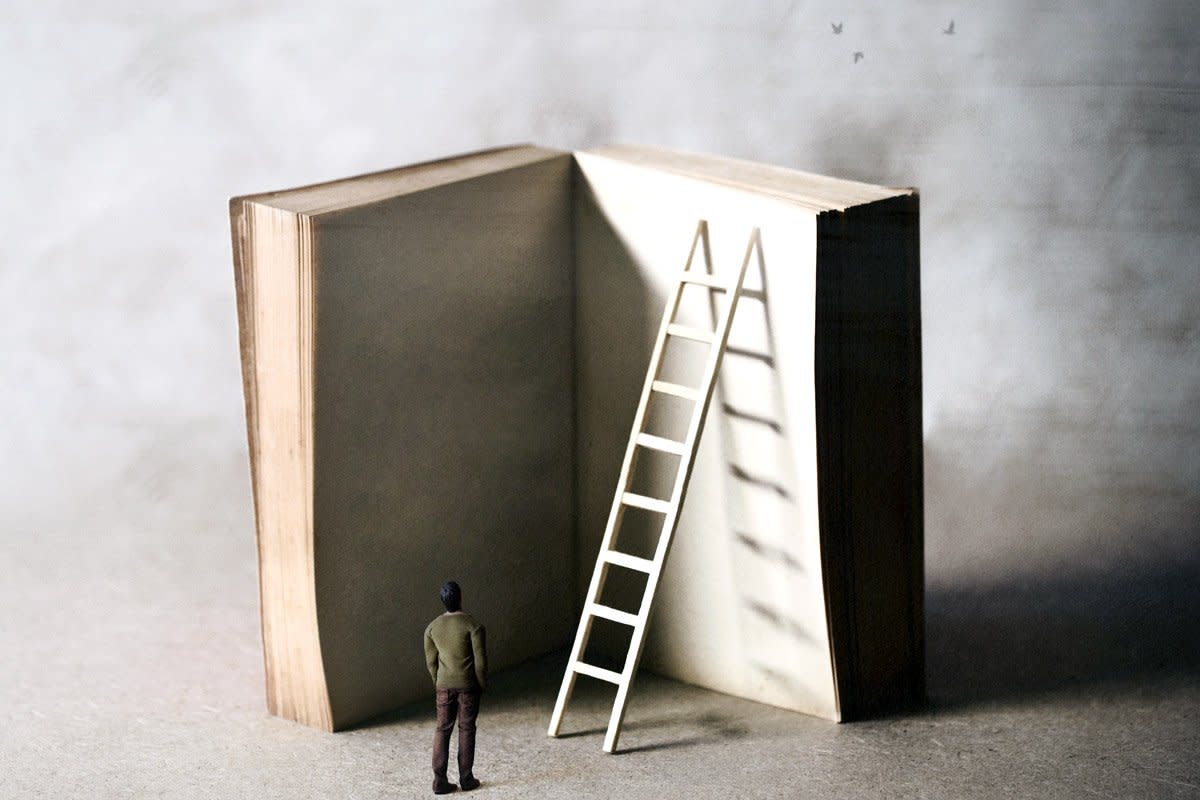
[2,0,1197,768]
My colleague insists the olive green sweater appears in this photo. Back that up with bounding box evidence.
[424,612,488,691]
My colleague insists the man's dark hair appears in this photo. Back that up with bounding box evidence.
[440,581,462,612]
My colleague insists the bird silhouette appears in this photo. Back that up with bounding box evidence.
[853,51,863,63]
[943,19,955,34]
[831,22,843,34]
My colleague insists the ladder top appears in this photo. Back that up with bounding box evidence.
[679,272,730,291]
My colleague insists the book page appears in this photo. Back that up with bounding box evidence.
[573,150,839,720]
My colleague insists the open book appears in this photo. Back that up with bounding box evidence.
[229,144,923,732]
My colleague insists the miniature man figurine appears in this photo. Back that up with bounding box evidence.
[424,581,487,794]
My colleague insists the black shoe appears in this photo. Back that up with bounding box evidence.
[432,780,458,794]
[460,776,481,791]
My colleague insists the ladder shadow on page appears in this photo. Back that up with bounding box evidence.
[703,234,831,708]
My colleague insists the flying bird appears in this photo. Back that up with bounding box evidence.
[943,19,955,34]
[831,22,843,34]
[853,51,864,63]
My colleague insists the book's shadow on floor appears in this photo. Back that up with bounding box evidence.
[350,556,1200,733]
[925,555,1200,712]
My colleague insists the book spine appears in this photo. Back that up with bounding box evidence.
[231,200,333,731]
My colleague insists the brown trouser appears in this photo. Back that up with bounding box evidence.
[432,687,480,786]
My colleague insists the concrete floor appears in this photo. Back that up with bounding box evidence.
[3,497,1198,799]
[9,653,1198,800]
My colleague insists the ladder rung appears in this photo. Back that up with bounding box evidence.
[635,432,685,455]
[651,380,699,401]
[573,661,623,685]
[587,602,640,627]
[621,492,672,514]
[680,272,729,291]
[666,324,714,343]
[604,551,655,573]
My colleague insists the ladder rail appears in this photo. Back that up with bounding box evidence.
[601,229,759,753]
[548,222,761,753]
[547,221,710,737]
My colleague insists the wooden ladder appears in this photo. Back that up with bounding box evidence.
[547,221,760,753]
